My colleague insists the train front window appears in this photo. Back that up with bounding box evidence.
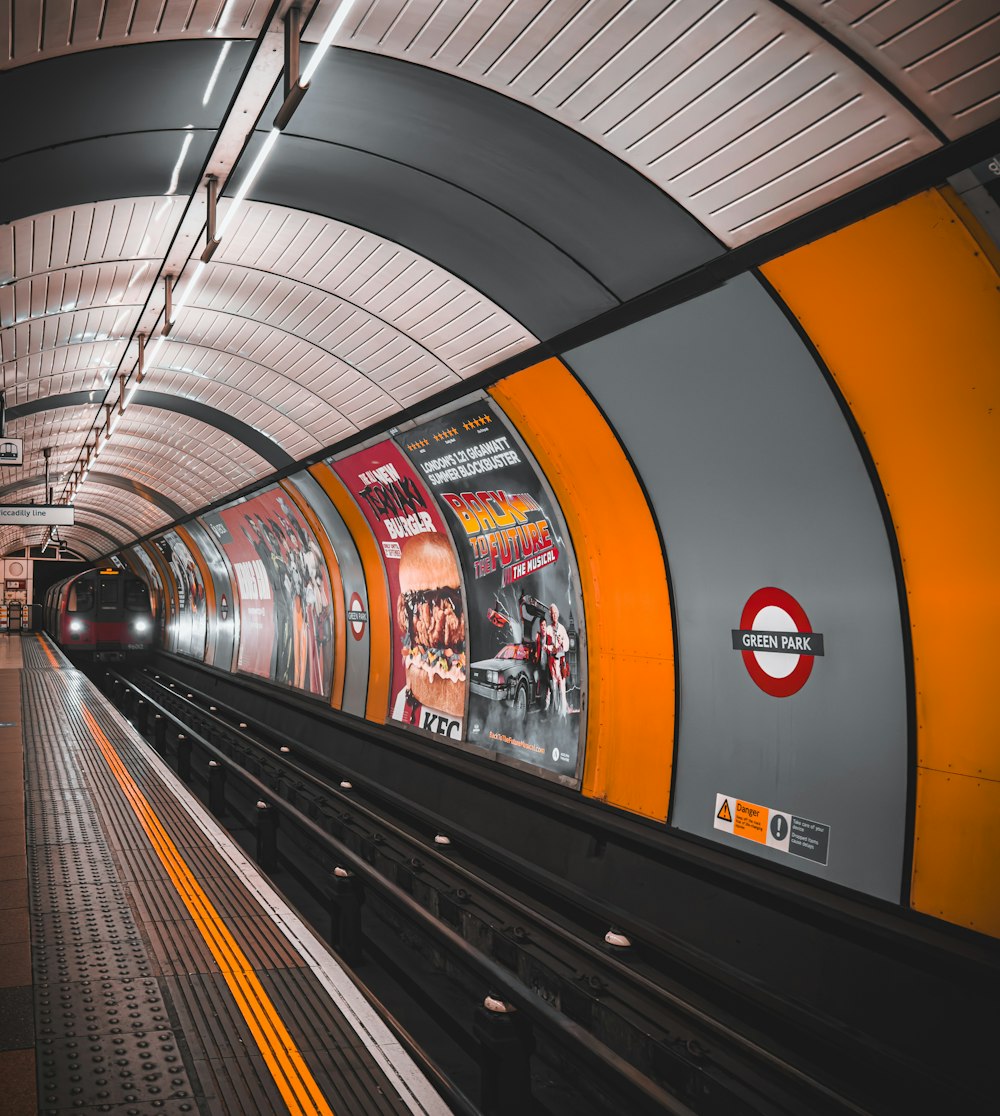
[98,577,121,611]
[68,582,94,612]
[125,580,149,610]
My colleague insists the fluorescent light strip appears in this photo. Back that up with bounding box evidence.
[165,132,194,196]
[172,261,206,317]
[300,0,359,86]
[214,0,238,35]
[203,41,232,105]
[216,127,281,238]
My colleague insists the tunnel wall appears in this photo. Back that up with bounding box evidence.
[563,273,909,903]
[763,188,1000,936]
[121,186,1000,939]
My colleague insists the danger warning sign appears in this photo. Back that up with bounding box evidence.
[714,793,830,864]
[731,587,824,697]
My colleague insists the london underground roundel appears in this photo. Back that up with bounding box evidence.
[347,593,368,641]
[731,588,824,698]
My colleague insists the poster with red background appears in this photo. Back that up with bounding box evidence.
[332,442,466,739]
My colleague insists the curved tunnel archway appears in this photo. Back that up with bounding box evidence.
[3,0,998,965]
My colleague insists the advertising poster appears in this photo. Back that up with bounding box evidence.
[399,402,584,779]
[157,530,207,660]
[332,442,466,739]
[202,486,334,697]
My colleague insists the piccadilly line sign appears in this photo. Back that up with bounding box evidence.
[0,505,75,526]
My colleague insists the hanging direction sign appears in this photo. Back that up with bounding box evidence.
[0,505,75,525]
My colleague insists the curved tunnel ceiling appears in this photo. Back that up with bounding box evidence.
[1,0,998,559]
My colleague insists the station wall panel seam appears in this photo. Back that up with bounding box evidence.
[490,358,674,820]
[761,187,1000,936]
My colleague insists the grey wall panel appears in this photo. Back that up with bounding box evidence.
[246,132,619,339]
[1,132,215,225]
[269,49,721,305]
[185,519,236,673]
[285,471,369,720]
[0,40,252,160]
[565,274,908,902]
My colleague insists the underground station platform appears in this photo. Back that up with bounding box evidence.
[0,633,447,1116]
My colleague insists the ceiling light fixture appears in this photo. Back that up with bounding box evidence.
[165,131,194,196]
[213,0,238,35]
[301,0,357,86]
[274,0,359,130]
[203,41,232,105]
[215,127,281,240]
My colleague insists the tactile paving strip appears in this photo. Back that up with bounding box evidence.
[23,670,203,1115]
[24,663,426,1116]
[21,634,61,671]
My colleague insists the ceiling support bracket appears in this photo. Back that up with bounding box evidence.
[162,274,174,335]
[274,5,307,131]
[201,176,220,262]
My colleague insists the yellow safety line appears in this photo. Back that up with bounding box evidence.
[35,633,60,669]
[80,704,334,1116]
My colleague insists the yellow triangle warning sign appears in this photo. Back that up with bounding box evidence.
[717,799,732,823]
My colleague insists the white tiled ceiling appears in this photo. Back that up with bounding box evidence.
[1,0,265,67]
[0,199,183,281]
[92,405,271,508]
[74,487,169,533]
[788,0,1000,139]
[1,525,105,557]
[220,203,536,376]
[329,0,942,244]
[141,357,325,461]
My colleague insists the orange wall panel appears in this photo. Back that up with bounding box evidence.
[176,525,216,614]
[763,189,1000,935]
[491,359,674,820]
[308,463,392,725]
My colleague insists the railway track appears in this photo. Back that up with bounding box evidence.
[96,658,991,1116]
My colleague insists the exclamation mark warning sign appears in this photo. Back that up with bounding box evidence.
[714,794,734,833]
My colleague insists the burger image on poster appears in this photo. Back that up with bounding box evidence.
[393,533,467,737]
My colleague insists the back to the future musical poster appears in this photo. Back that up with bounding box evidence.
[398,402,585,781]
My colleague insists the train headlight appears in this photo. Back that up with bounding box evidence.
[132,619,150,634]
[69,620,84,633]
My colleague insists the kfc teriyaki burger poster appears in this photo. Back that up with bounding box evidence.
[332,443,467,740]
[399,402,584,780]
